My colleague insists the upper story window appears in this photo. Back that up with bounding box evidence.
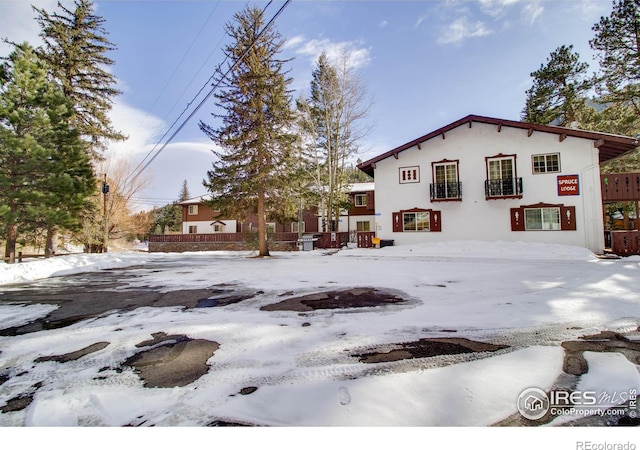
[431,160,461,201]
[485,154,523,199]
[532,153,560,174]
[399,166,420,184]
[354,194,367,207]
[188,205,198,215]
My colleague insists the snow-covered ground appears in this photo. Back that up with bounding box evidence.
[1,241,639,448]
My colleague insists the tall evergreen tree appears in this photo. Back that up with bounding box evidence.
[34,0,125,158]
[200,6,297,257]
[178,179,191,202]
[522,45,594,127]
[590,0,640,118]
[0,43,93,262]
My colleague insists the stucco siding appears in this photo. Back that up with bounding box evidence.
[373,122,605,252]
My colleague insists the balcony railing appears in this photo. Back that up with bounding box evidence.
[485,178,523,198]
[430,182,462,201]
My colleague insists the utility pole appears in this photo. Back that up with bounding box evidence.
[101,174,109,253]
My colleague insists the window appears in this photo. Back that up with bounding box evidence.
[213,223,225,232]
[188,225,198,234]
[392,208,442,232]
[356,221,370,232]
[354,194,367,207]
[266,223,276,233]
[188,205,198,215]
[291,222,305,233]
[511,203,576,231]
[524,207,560,230]
[431,160,461,200]
[485,154,522,198]
[403,211,430,231]
[532,153,560,174]
[399,166,420,184]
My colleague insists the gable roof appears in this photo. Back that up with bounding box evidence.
[178,194,212,205]
[358,114,638,177]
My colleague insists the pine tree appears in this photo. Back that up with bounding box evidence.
[0,43,93,262]
[178,179,191,202]
[590,0,640,118]
[522,45,594,127]
[34,0,125,158]
[200,6,298,257]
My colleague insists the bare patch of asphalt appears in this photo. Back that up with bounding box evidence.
[1,267,639,426]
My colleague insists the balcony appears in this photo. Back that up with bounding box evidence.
[485,178,523,199]
[430,182,462,201]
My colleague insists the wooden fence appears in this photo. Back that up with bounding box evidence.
[149,232,299,244]
[610,231,640,257]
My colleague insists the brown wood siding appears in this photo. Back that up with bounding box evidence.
[182,203,319,234]
[601,173,640,202]
[348,191,375,216]
[183,204,220,222]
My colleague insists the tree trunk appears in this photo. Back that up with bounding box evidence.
[257,189,269,257]
[45,227,56,257]
[5,223,17,264]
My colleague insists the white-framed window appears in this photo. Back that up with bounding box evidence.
[188,205,198,215]
[213,223,225,232]
[399,166,420,184]
[486,154,521,198]
[354,194,367,207]
[356,221,370,232]
[532,153,560,174]
[291,222,305,233]
[188,225,198,234]
[266,222,276,233]
[432,160,461,200]
[524,207,561,230]
[403,211,430,231]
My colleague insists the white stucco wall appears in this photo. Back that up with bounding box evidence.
[373,122,605,252]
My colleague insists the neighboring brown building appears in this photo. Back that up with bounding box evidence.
[178,195,319,235]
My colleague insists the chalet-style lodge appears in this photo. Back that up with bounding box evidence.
[149,115,640,256]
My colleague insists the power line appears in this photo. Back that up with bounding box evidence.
[125,0,291,189]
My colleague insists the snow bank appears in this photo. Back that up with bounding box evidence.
[0,252,156,286]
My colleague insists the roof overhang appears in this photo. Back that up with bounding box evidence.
[357,114,638,177]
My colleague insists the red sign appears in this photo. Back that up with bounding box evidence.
[557,175,580,196]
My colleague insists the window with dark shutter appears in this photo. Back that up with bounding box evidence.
[511,203,576,232]
[392,208,441,232]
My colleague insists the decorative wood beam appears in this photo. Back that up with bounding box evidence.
[371,162,376,170]
[441,132,446,140]
[417,142,421,150]
[393,152,398,159]
[527,128,534,137]
[497,123,502,132]
[468,120,472,128]
[594,139,605,148]
[559,133,567,142]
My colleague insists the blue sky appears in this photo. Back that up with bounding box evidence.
[0,0,614,210]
